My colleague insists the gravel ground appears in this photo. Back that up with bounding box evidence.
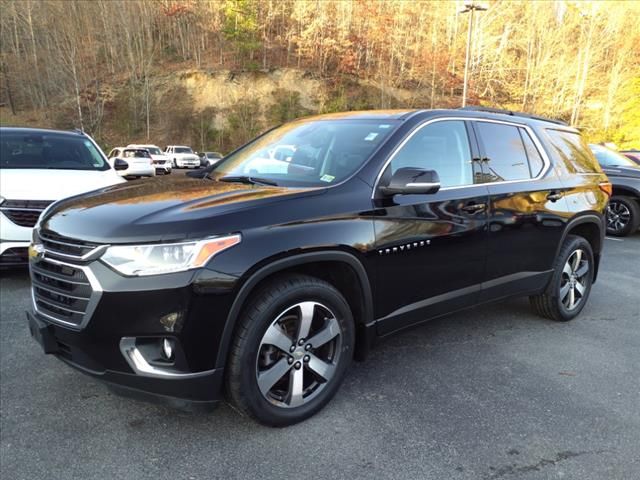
[1,233,638,480]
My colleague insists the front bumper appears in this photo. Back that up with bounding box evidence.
[27,254,235,406]
[28,310,222,407]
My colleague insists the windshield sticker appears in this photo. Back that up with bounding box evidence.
[320,174,335,183]
[364,133,379,141]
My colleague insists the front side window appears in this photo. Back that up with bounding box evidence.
[211,119,398,187]
[476,122,531,182]
[0,132,109,171]
[389,120,473,188]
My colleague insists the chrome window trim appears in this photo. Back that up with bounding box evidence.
[30,256,103,331]
[371,116,552,197]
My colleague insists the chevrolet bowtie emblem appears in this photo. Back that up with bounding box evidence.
[28,243,45,261]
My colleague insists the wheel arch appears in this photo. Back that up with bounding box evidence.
[215,250,375,368]
[557,214,605,283]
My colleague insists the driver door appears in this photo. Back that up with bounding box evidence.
[372,119,490,334]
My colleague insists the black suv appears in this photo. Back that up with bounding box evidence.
[27,108,610,426]
[589,144,640,236]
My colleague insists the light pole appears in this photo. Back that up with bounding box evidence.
[461,2,487,107]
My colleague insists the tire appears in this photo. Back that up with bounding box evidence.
[530,235,594,322]
[226,274,354,426]
[606,196,639,237]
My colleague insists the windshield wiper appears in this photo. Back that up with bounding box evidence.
[219,175,278,186]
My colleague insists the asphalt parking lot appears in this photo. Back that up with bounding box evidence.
[1,233,638,480]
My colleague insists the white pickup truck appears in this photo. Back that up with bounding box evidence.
[164,145,200,168]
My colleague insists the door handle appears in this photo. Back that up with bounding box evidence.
[547,191,563,202]
[462,203,486,213]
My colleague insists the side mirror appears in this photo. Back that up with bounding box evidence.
[380,167,440,196]
[113,158,129,171]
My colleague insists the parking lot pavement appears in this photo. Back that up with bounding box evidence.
[1,234,639,480]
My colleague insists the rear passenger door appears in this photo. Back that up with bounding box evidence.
[472,120,569,301]
[373,119,490,334]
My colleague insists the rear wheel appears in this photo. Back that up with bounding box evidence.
[606,196,639,237]
[226,275,354,426]
[530,235,594,322]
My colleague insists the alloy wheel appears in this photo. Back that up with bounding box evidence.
[256,301,342,408]
[606,201,631,233]
[559,249,589,311]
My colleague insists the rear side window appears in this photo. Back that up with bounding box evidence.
[475,122,532,182]
[545,129,602,174]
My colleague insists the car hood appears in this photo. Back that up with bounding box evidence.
[603,165,640,179]
[41,176,323,243]
[0,168,125,201]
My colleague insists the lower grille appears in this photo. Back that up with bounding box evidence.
[0,247,29,266]
[1,199,53,227]
[30,257,101,329]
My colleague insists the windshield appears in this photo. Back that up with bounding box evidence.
[590,145,638,168]
[145,147,162,155]
[175,147,193,154]
[211,119,398,187]
[0,131,109,170]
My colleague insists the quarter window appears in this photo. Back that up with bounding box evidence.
[476,122,532,182]
[389,120,474,188]
[520,128,544,177]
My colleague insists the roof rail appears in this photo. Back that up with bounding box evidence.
[72,127,85,135]
[458,106,568,126]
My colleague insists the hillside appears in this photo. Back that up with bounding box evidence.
[1,0,639,151]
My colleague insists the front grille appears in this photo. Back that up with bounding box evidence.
[1,199,53,227]
[30,257,99,329]
[39,230,100,260]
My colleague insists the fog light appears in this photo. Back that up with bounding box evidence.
[162,338,175,361]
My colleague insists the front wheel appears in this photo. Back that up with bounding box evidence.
[530,235,594,322]
[226,275,354,426]
[606,196,639,237]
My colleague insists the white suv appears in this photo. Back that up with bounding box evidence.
[165,145,200,168]
[0,127,124,267]
[127,144,172,174]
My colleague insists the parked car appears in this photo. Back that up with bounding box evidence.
[620,149,640,165]
[107,147,155,179]
[27,108,610,426]
[0,127,124,267]
[127,144,172,174]
[165,145,200,168]
[589,144,640,236]
[201,151,224,167]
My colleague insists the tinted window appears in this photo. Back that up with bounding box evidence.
[476,122,530,182]
[390,120,473,187]
[520,128,545,177]
[212,119,397,187]
[545,130,602,174]
[589,144,638,168]
[0,131,109,170]
[123,149,150,158]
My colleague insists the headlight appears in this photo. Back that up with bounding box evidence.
[101,234,241,276]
